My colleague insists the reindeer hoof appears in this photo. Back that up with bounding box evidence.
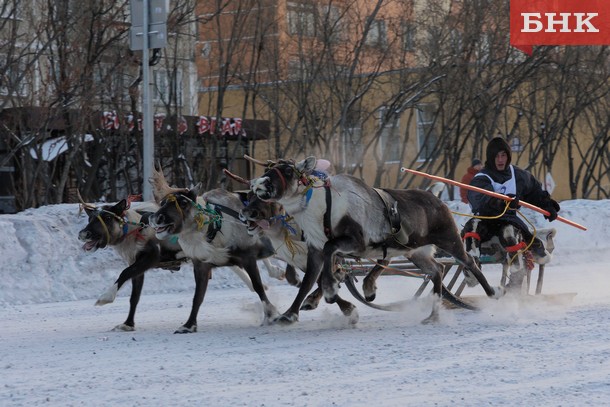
[492,286,506,299]
[300,303,316,311]
[96,284,118,306]
[174,325,197,334]
[421,314,439,325]
[300,295,321,311]
[272,313,298,325]
[362,280,377,302]
[111,323,135,332]
[345,307,359,325]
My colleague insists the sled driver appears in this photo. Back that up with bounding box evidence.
[467,136,560,262]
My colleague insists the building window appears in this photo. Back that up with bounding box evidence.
[201,42,212,59]
[365,19,387,48]
[319,5,343,42]
[287,2,316,37]
[379,106,401,163]
[402,21,416,52]
[0,54,27,96]
[287,59,312,80]
[416,104,438,161]
[153,69,183,106]
[94,64,130,102]
[510,136,523,152]
[343,107,363,166]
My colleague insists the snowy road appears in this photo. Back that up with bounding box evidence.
[2,200,610,406]
[3,261,610,407]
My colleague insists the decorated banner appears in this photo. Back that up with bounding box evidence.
[510,0,610,55]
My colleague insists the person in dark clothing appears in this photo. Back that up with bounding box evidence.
[467,137,560,262]
[460,158,483,203]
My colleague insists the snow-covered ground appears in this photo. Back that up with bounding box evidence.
[1,200,609,406]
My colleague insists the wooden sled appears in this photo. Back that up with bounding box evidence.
[342,228,576,311]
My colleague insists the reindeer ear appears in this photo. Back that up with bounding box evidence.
[84,206,96,217]
[114,199,128,214]
[190,182,203,197]
[296,156,317,174]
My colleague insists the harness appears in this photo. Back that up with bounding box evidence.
[91,208,147,245]
[372,188,409,258]
[164,192,252,243]
[204,202,244,243]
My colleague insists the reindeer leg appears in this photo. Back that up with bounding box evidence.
[403,248,446,324]
[175,261,212,334]
[242,258,279,324]
[301,286,322,310]
[273,249,323,324]
[319,237,362,324]
[111,274,144,332]
[362,261,387,302]
[97,241,160,306]
[434,231,503,299]
[284,264,302,287]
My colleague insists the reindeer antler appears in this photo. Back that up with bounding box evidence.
[148,163,185,202]
[76,190,96,215]
[244,154,276,167]
[223,168,250,185]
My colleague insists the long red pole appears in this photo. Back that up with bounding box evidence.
[401,167,587,231]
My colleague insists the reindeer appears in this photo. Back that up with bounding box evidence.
[248,156,504,324]
[78,198,186,331]
[147,167,280,332]
[461,218,556,293]
[227,167,359,322]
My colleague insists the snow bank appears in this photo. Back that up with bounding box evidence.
[0,199,607,306]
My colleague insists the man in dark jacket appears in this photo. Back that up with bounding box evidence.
[467,137,560,262]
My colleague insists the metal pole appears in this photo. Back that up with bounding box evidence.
[141,0,154,201]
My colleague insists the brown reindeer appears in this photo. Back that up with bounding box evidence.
[248,156,504,324]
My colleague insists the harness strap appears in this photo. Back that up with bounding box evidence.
[209,203,242,222]
[462,231,481,241]
[324,185,333,239]
[504,241,527,253]
[96,214,111,245]
[372,188,409,249]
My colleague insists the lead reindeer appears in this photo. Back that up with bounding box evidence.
[248,156,504,324]
[78,199,186,331]
[148,167,280,332]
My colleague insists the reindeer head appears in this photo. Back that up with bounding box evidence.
[249,156,318,201]
[78,200,129,251]
[148,188,202,239]
[147,164,204,238]
[239,192,286,236]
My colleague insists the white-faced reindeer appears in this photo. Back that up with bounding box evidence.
[461,218,556,293]
[147,167,280,332]
[78,199,186,331]
[224,169,352,322]
[248,156,504,324]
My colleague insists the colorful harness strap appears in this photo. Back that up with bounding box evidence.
[462,231,481,241]
[504,241,527,253]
